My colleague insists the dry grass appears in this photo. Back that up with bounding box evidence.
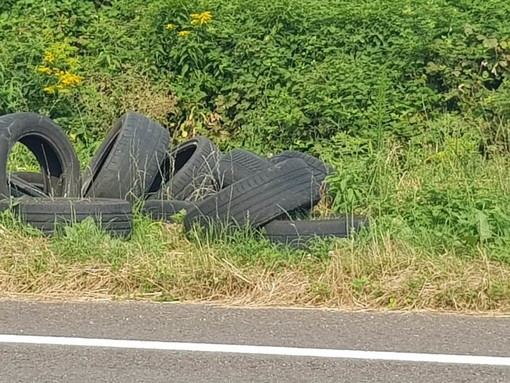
[1,220,509,313]
[80,71,180,130]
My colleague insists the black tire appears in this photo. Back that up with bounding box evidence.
[82,112,170,201]
[269,150,334,185]
[142,200,198,223]
[155,136,221,201]
[12,172,45,190]
[0,197,133,237]
[0,113,81,198]
[13,171,62,194]
[216,149,271,188]
[263,215,369,249]
[183,158,321,231]
[8,174,49,198]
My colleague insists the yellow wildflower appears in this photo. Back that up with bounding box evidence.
[191,11,212,25]
[43,51,55,63]
[58,71,83,87]
[165,23,175,30]
[178,30,191,37]
[37,66,53,75]
[43,86,57,94]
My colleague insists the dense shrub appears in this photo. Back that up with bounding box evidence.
[1,0,510,154]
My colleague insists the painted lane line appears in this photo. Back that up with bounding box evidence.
[0,334,509,367]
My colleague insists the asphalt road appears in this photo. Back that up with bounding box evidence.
[0,301,509,382]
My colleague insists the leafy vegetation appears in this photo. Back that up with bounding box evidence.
[2,0,510,149]
[1,0,510,307]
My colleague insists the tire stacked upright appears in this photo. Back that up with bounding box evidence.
[81,112,170,202]
[0,112,81,199]
[0,112,170,237]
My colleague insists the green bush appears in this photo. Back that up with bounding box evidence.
[1,0,510,153]
[324,113,510,262]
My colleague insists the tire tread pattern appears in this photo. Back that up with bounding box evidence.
[184,158,321,230]
[82,112,169,201]
[0,198,133,237]
[216,149,271,188]
[263,215,369,248]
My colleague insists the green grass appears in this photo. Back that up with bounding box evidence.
[0,209,508,311]
[1,109,510,312]
[7,144,40,173]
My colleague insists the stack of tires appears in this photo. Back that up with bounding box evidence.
[0,111,367,248]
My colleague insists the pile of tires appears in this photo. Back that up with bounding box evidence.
[0,111,367,247]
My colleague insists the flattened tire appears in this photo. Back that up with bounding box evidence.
[269,150,334,185]
[216,149,271,188]
[12,172,46,191]
[184,158,321,231]
[82,112,170,201]
[0,113,81,198]
[13,171,61,194]
[0,197,133,237]
[8,174,48,198]
[263,215,369,249]
[155,137,220,201]
[142,200,197,223]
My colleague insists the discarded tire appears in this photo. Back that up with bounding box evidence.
[0,112,81,198]
[263,215,369,249]
[215,149,271,188]
[12,172,46,191]
[269,150,334,185]
[0,197,133,237]
[184,158,321,231]
[8,174,49,198]
[13,171,62,195]
[1,108,365,246]
[142,200,198,223]
[155,136,220,201]
[82,112,169,201]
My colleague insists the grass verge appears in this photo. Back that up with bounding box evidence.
[2,122,510,313]
[0,212,509,313]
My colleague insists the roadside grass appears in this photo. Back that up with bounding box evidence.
[1,120,510,312]
[0,194,509,312]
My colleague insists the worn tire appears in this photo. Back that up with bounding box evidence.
[142,200,198,223]
[155,136,220,201]
[184,158,321,231]
[0,197,133,237]
[13,171,61,194]
[269,150,334,185]
[12,172,45,191]
[0,113,81,198]
[263,215,369,249]
[216,149,271,188]
[82,112,170,201]
[8,174,49,198]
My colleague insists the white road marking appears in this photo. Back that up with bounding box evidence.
[0,334,509,367]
